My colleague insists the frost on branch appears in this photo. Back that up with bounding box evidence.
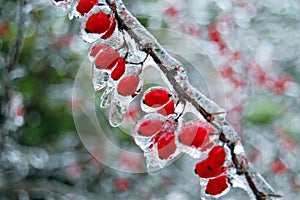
[52,0,282,199]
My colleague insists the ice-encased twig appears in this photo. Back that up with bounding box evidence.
[110,0,279,199]
[51,0,281,199]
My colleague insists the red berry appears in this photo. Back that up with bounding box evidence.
[200,140,214,152]
[207,146,226,169]
[76,0,98,16]
[157,132,177,159]
[111,57,126,80]
[150,130,164,147]
[114,178,130,192]
[85,13,111,34]
[94,46,120,69]
[144,88,171,108]
[138,119,163,137]
[205,175,228,196]
[208,24,226,49]
[269,159,287,175]
[101,16,116,39]
[90,45,105,57]
[117,75,139,96]
[195,159,225,178]
[157,100,175,116]
[179,125,209,148]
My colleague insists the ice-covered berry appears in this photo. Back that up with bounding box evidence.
[94,46,120,69]
[85,13,111,34]
[138,119,163,137]
[195,159,225,178]
[76,0,98,16]
[143,88,171,108]
[117,75,139,96]
[205,175,229,196]
[157,100,175,116]
[207,145,226,170]
[157,132,177,159]
[101,15,116,39]
[110,57,126,80]
[179,125,209,148]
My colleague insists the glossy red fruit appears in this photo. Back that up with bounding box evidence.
[205,175,228,196]
[76,0,98,16]
[138,119,163,137]
[94,46,120,69]
[179,125,209,148]
[101,15,116,39]
[157,132,176,159]
[195,159,225,178]
[110,57,126,80]
[207,145,226,169]
[157,100,175,116]
[117,75,139,96]
[85,13,111,34]
[90,45,105,57]
[144,89,171,108]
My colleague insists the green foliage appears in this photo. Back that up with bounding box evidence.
[243,96,282,125]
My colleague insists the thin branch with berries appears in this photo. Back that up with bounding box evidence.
[52,0,283,199]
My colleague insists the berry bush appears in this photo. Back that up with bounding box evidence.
[1,0,300,199]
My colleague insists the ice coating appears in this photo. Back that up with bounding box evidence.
[112,2,278,198]
[92,68,109,91]
[51,0,73,8]
[99,84,114,108]
[109,99,128,127]
[178,119,216,159]
[132,113,166,150]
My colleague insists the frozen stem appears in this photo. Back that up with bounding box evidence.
[107,0,282,199]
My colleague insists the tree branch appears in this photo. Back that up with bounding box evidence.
[108,1,281,199]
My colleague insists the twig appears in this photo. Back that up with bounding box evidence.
[106,1,281,198]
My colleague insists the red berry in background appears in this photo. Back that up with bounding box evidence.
[157,100,175,116]
[208,24,226,49]
[144,88,171,108]
[195,159,225,178]
[157,132,177,159]
[138,119,163,137]
[110,57,126,80]
[164,6,179,17]
[205,175,228,196]
[207,145,226,169]
[76,0,98,16]
[94,46,120,69]
[269,159,287,175]
[85,13,111,34]
[179,125,209,148]
[117,75,139,96]
[114,177,130,192]
[0,21,9,38]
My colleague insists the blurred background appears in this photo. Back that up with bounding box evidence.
[1,0,300,199]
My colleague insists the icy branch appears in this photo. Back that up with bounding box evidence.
[51,0,282,199]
